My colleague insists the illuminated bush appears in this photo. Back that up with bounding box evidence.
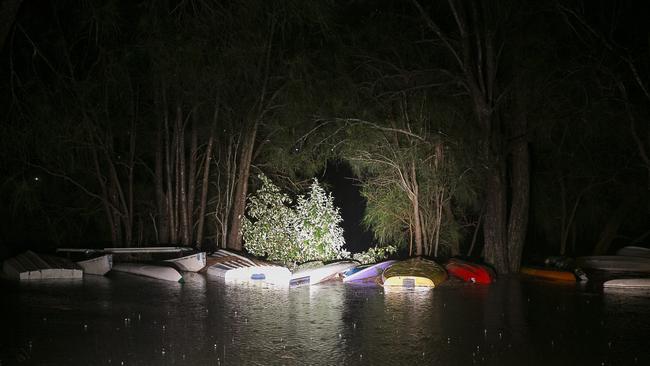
[352,245,397,264]
[243,174,349,266]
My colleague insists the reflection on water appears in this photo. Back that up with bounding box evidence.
[1,274,649,365]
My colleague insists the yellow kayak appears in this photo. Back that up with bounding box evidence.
[382,257,447,288]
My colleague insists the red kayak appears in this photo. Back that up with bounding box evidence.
[445,258,495,284]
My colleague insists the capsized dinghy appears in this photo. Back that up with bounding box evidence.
[57,249,113,276]
[342,260,396,283]
[2,251,83,280]
[77,254,113,275]
[382,257,447,289]
[520,266,577,282]
[112,263,183,282]
[445,258,494,284]
[616,246,650,259]
[576,256,650,273]
[207,249,291,287]
[164,252,206,272]
[603,278,650,289]
[290,261,358,288]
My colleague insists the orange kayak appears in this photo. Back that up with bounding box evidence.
[520,266,576,282]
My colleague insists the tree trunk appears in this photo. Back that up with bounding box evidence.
[483,162,509,273]
[444,201,460,256]
[507,140,529,273]
[196,103,219,249]
[187,114,198,246]
[413,198,423,256]
[507,103,530,273]
[155,119,168,244]
[177,105,190,246]
[227,121,258,251]
[91,142,118,245]
[592,199,631,255]
[126,120,136,247]
[410,161,423,256]
[164,103,177,244]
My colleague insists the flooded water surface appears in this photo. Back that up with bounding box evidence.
[1,273,649,365]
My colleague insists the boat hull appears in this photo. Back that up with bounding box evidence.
[343,260,396,283]
[2,251,83,280]
[520,266,576,281]
[382,258,447,289]
[112,263,182,282]
[616,246,650,259]
[290,261,358,287]
[77,254,113,276]
[603,278,650,289]
[206,249,291,287]
[209,265,291,286]
[576,256,650,273]
[164,252,206,272]
[445,259,494,284]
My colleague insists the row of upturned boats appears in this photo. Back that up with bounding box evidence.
[520,246,650,289]
[0,247,493,288]
[2,245,649,290]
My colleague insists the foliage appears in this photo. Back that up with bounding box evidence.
[337,94,480,257]
[293,179,350,262]
[352,245,397,264]
[241,174,297,262]
[242,174,349,266]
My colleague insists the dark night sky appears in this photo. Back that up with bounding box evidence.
[322,160,374,254]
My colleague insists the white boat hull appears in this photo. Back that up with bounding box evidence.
[209,265,291,286]
[77,254,113,276]
[290,261,357,287]
[112,263,182,282]
[576,256,650,272]
[2,251,83,280]
[343,260,397,283]
[616,246,650,259]
[604,278,650,289]
[165,252,206,272]
[206,249,291,287]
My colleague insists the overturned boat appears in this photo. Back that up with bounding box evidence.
[445,258,495,284]
[112,263,183,282]
[2,251,83,280]
[290,260,357,288]
[382,257,447,289]
[342,260,396,283]
[164,252,206,272]
[58,246,204,275]
[77,254,113,275]
[57,249,113,276]
[207,249,291,287]
[616,246,650,259]
[576,256,650,273]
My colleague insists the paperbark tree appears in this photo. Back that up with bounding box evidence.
[412,0,531,273]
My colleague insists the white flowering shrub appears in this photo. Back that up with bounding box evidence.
[294,179,350,263]
[242,174,296,263]
[352,245,397,264]
[242,174,349,266]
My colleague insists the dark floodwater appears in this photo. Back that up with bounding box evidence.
[1,273,649,366]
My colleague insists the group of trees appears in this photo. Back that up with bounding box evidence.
[1,1,648,273]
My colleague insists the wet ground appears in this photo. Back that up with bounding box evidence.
[1,273,649,365]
